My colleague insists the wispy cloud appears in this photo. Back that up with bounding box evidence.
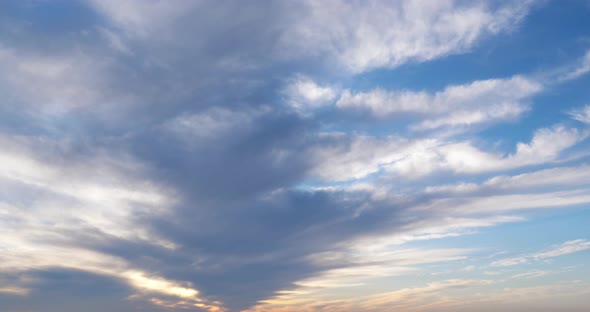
[337,76,541,129]
[492,239,590,267]
[559,50,590,81]
[279,0,535,73]
[250,279,495,312]
[310,124,587,182]
[569,104,590,124]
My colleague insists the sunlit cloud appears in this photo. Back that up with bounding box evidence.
[0,287,31,297]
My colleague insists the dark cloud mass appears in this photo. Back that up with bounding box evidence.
[0,1,396,309]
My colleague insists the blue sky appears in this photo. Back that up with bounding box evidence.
[1,1,590,311]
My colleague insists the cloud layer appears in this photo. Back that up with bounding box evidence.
[1,1,590,312]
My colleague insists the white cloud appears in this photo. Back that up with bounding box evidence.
[353,216,524,248]
[390,125,586,177]
[337,88,433,115]
[0,135,173,244]
[308,247,468,269]
[309,133,412,181]
[492,239,590,267]
[426,164,590,197]
[509,126,586,164]
[533,239,590,258]
[560,50,590,81]
[419,189,590,215]
[462,265,477,272]
[311,124,586,182]
[413,102,529,131]
[510,270,549,279]
[425,182,480,194]
[569,104,590,124]
[336,76,541,131]
[284,77,337,111]
[490,257,529,267]
[279,0,534,73]
[485,164,590,189]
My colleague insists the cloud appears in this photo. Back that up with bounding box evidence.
[532,239,590,258]
[560,50,590,81]
[352,216,524,247]
[90,1,535,74]
[390,124,586,177]
[250,279,494,312]
[510,270,549,279]
[0,135,173,244]
[432,281,590,312]
[162,107,271,142]
[308,133,412,181]
[249,214,527,310]
[336,76,541,130]
[0,287,30,297]
[250,278,590,312]
[0,134,227,309]
[0,244,220,310]
[0,45,121,116]
[462,265,477,272]
[492,239,590,267]
[279,0,535,73]
[569,104,590,124]
[1,1,588,312]
[310,124,586,182]
[425,163,590,197]
[87,0,198,39]
[484,164,590,189]
[419,189,590,215]
[283,77,338,112]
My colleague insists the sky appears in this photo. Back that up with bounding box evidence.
[1,0,590,311]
